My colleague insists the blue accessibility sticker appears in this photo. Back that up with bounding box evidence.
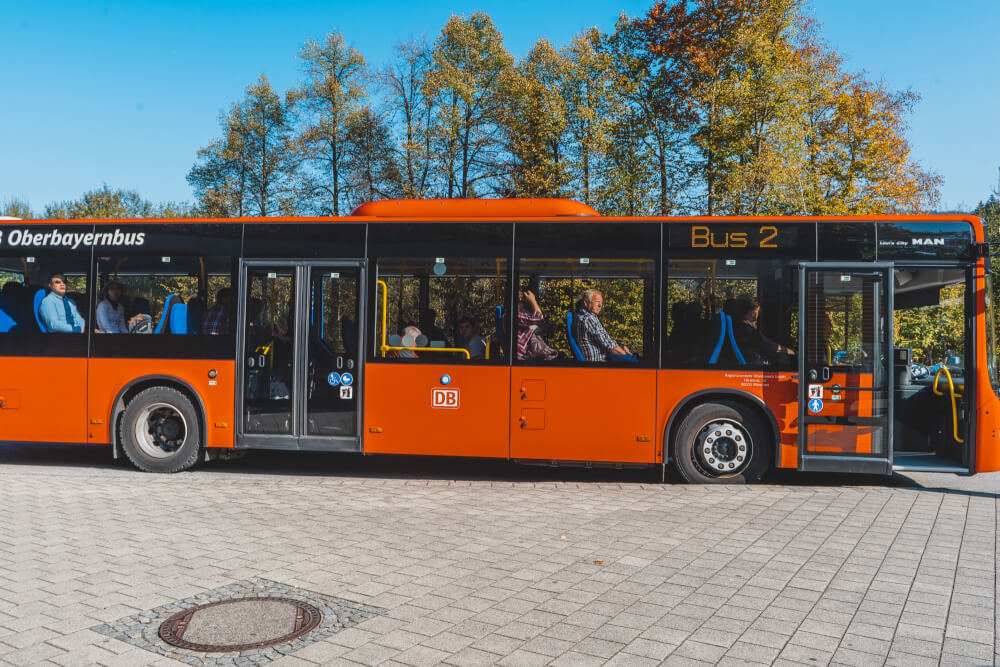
[808,398,824,413]
[327,371,341,387]
[340,372,354,387]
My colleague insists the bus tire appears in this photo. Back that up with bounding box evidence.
[672,401,771,484]
[119,386,201,473]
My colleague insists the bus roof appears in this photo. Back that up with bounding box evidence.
[1,198,985,236]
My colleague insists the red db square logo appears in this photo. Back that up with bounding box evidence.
[432,388,460,409]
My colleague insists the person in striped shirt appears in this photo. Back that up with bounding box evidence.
[573,289,632,362]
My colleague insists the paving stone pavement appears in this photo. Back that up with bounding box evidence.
[0,447,997,666]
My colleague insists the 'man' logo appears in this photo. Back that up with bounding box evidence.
[911,237,945,246]
[432,388,460,409]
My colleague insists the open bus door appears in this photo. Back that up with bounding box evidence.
[797,263,894,474]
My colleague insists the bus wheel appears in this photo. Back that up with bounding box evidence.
[120,387,201,473]
[673,401,770,484]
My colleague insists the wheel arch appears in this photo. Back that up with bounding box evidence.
[109,375,208,459]
[663,388,781,467]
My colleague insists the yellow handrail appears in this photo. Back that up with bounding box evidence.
[932,366,964,444]
[377,279,470,360]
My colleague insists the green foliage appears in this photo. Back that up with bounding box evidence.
[188,76,299,217]
[1,197,34,219]
[894,284,965,365]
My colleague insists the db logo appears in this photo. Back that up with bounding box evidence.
[432,388,460,409]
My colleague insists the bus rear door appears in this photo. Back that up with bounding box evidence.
[797,263,894,474]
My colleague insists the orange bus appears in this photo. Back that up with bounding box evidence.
[0,199,996,482]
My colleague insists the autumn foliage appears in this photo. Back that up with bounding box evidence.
[176,2,943,217]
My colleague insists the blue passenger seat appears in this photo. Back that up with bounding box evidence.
[169,303,189,334]
[707,312,726,364]
[155,294,178,334]
[33,289,47,333]
[566,311,584,361]
[0,299,16,333]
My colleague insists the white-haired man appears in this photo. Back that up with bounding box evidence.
[573,289,631,362]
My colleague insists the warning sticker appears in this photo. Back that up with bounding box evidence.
[339,386,353,399]
[808,384,824,400]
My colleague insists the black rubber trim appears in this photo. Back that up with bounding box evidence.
[663,388,781,466]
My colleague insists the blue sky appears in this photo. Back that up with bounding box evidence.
[1,0,997,213]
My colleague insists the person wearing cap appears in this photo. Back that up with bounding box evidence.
[96,280,128,333]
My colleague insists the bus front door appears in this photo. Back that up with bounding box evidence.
[798,263,893,474]
[237,260,365,451]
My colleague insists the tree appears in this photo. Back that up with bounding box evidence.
[189,75,299,217]
[0,197,33,219]
[341,106,400,209]
[605,16,693,215]
[637,0,939,215]
[793,31,942,214]
[45,185,154,218]
[295,31,369,215]
[424,13,515,198]
[561,29,616,208]
[187,104,251,217]
[502,39,570,197]
[382,39,435,198]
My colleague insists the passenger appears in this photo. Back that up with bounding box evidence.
[201,287,232,335]
[517,289,557,360]
[457,316,486,359]
[398,325,422,359]
[96,281,128,333]
[573,289,631,362]
[38,272,85,333]
[419,308,448,346]
[728,297,794,365]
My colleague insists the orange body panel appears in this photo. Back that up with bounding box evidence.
[803,373,874,455]
[363,363,510,458]
[973,262,1000,473]
[0,357,88,443]
[511,367,656,463]
[86,359,236,447]
[655,370,799,468]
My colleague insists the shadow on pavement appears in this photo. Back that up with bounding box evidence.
[0,442,996,495]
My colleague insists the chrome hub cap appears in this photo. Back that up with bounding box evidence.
[134,403,187,459]
[694,419,752,476]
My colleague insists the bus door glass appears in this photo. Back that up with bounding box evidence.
[238,261,364,450]
[798,263,893,474]
[242,266,296,437]
[305,266,361,437]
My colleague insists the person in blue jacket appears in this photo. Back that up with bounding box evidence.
[39,272,85,333]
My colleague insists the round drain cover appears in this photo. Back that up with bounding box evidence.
[158,597,321,652]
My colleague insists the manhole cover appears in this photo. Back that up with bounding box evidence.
[159,597,321,652]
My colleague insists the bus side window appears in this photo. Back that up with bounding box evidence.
[515,257,655,365]
[664,258,798,370]
[94,255,233,335]
[374,257,508,363]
